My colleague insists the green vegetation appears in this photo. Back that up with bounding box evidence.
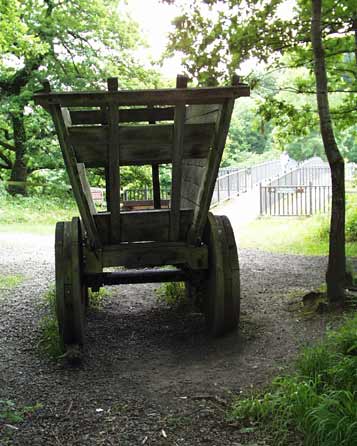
[229,314,357,446]
[0,399,42,425]
[239,194,357,256]
[156,281,187,306]
[0,193,78,233]
[0,274,23,291]
[38,286,110,359]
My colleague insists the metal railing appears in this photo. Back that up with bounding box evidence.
[260,184,332,216]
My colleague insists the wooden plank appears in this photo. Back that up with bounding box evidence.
[69,123,214,167]
[101,241,208,270]
[94,208,193,244]
[77,163,97,215]
[50,104,101,247]
[34,84,250,108]
[185,104,222,124]
[188,97,236,244]
[70,107,175,125]
[152,164,161,209]
[147,106,161,210]
[107,78,120,243]
[170,75,188,240]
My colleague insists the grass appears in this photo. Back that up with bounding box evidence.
[38,286,110,359]
[0,274,23,290]
[238,215,357,256]
[0,194,78,234]
[238,192,357,256]
[156,281,187,306]
[229,314,357,446]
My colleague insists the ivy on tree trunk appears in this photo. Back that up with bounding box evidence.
[311,0,346,304]
[8,111,28,196]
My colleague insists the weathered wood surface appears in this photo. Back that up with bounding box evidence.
[55,219,85,346]
[107,78,121,243]
[188,93,236,244]
[94,209,193,243]
[121,199,170,210]
[50,104,101,247]
[70,107,175,125]
[101,241,208,270]
[77,163,97,215]
[68,123,215,167]
[202,213,240,336]
[170,75,188,241]
[185,104,222,124]
[34,84,250,107]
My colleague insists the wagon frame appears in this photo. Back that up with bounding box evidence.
[34,75,250,349]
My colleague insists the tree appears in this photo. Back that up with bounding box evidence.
[0,0,160,194]
[311,0,345,303]
[166,0,355,303]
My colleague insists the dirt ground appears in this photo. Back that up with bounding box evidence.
[0,231,329,446]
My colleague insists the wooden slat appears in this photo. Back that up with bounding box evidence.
[50,105,101,247]
[170,75,188,240]
[107,78,120,243]
[69,123,215,167]
[185,104,222,124]
[34,84,250,108]
[152,164,161,209]
[70,107,175,125]
[94,209,193,244]
[77,163,97,215]
[102,241,208,270]
[188,98,235,244]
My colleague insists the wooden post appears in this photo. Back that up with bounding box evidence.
[152,164,161,209]
[107,77,121,243]
[148,105,161,209]
[170,74,188,241]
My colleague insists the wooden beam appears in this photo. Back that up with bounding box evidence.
[101,241,208,270]
[170,75,188,241]
[69,123,215,167]
[50,104,101,247]
[77,163,97,215]
[34,84,250,108]
[152,164,161,209]
[188,76,241,244]
[70,107,175,125]
[94,208,193,244]
[107,78,121,243]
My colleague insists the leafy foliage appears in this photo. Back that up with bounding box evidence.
[230,313,357,446]
[0,0,161,193]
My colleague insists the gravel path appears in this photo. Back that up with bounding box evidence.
[0,230,328,445]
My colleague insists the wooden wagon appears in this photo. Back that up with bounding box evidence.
[34,75,250,350]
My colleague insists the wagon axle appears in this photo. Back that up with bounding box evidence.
[85,268,200,288]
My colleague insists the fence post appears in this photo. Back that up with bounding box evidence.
[309,181,313,215]
[227,173,231,198]
[259,182,263,215]
[217,178,220,203]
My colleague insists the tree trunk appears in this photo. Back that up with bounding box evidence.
[8,111,28,196]
[311,0,346,304]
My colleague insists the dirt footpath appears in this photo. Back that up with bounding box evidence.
[0,231,328,445]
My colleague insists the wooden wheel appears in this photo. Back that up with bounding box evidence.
[202,213,240,336]
[55,217,86,347]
